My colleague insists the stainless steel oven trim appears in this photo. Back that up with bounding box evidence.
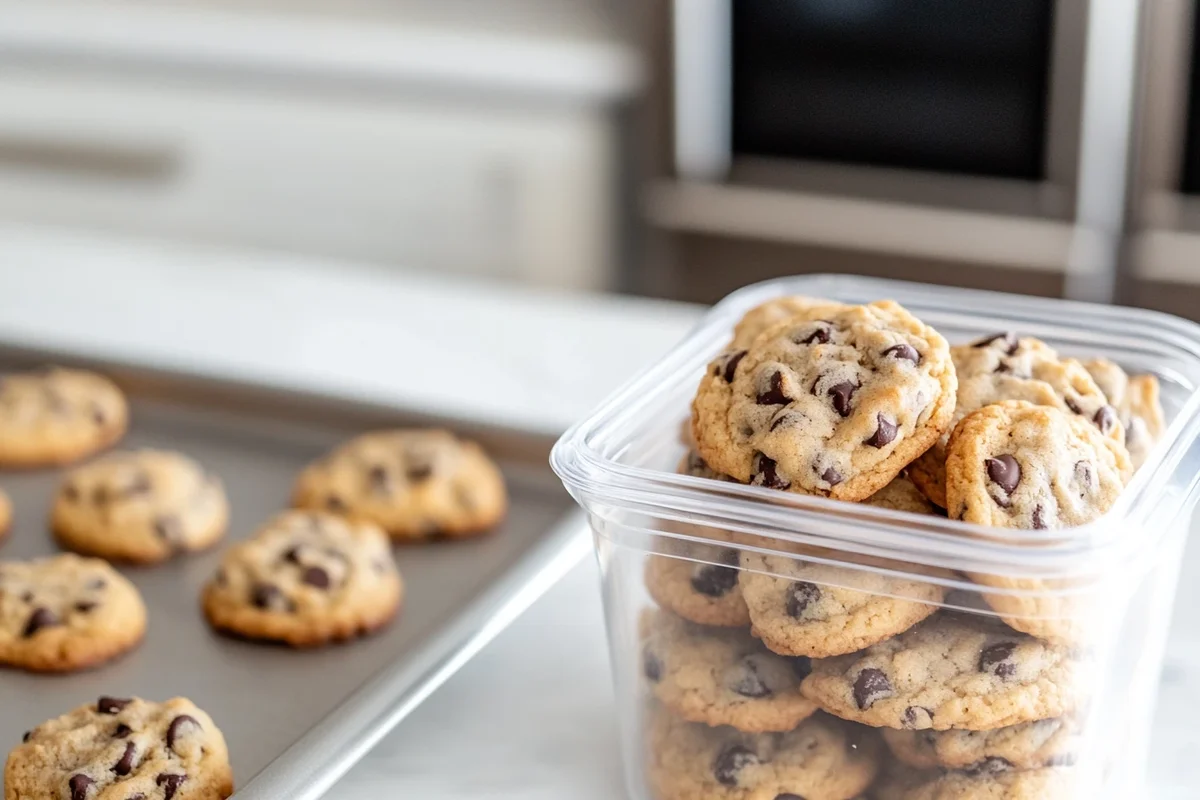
[671,0,1089,218]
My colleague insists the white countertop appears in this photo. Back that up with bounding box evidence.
[0,224,1196,798]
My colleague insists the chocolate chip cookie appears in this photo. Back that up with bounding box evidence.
[1084,358,1165,471]
[909,334,1121,508]
[945,401,1131,530]
[0,554,147,672]
[202,510,402,647]
[692,301,956,502]
[730,295,838,349]
[292,429,507,540]
[0,367,128,468]
[874,764,1074,800]
[647,709,881,800]
[5,696,233,800]
[52,450,229,564]
[641,609,817,732]
[800,613,1082,731]
[881,717,1078,771]
[646,453,750,627]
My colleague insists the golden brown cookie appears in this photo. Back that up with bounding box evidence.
[292,429,507,541]
[641,609,818,733]
[909,334,1121,508]
[1084,358,1166,470]
[692,301,956,502]
[0,367,128,468]
[647,709,881,800]
[52,450,229,564]
[5,696,233,800]
[800,613,1083,731]
[881,716,1078,772]
[202,510,402,647]
[730,295,838,349]
[0,554,146,672]
[0,486,11,544]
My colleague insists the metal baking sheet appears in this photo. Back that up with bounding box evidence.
[0,347,586,800]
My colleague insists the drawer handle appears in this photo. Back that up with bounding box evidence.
[0,134,178,181]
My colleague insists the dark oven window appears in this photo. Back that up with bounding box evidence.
[732,0,1055,181]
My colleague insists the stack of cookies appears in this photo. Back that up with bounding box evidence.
[640,296,1165,799]
[0,366,510,799]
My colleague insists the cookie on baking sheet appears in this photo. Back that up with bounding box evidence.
[5,696,233,800]
[641,609,817,733]
[1084,358,1166,470]
[52,450,229,564]
[730,295,839,349]
[945,401,1131,530]
[800,613,1082,731]
[736,477,945,659]
[881,717,1078,772]
[0,367,128,468]
[874,764,1075,800]
[203,510,402,647]
[0,554,146,672]
[0,486,10,543]
[647,709,881,800]
[692,301,956,502]
[292,429,507,541]
[909,334,1121,508]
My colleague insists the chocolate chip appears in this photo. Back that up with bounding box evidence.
[112,741,137,776]
[722,350,747,382]
[20,590,34,603]
[785,582,821,618]
[967,757,1013,775]
[166,715,201,751]
[156,774,186,800]
[127,795,146,800]
[251,583,291,612]
[972,332,1019,354]
[326,495,347,512]
[980,642,1018,679]
[865,414,897,448]
[21,731,31,742]
[730,657,773,698]
[282,546,302,565]
[713,744,758,787]
[1064,396,1083,415]
[756,371,789,406]
[64,483,80,501]
[98,697,131,714]
[769,411,801,432]
[1095,405,1118,434]
[789,656,812,681]
[75,601,98,614]
[115,724,132,739]
[883,343,920,364]
[827,380,857,417]
[690,553,739,596]
[902,706,934,728]
[1032,505,1048,530]
[643,648,663,682]
[852,668,893,709]
[985,455,1021,498]
[153,515,182,545]
[368,464,390,494]
[68,774,95,800]
[794,324,830,345]
[752,453,790,490]
[820,466,843,486]
[23,607,60,637]
[301,566,331,589]
[406,463,433,482]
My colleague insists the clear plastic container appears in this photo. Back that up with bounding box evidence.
[551,275,1200,800]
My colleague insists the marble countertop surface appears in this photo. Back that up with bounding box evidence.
[0,223,1196,798]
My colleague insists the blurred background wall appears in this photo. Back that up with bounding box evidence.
[1,0,1199,316]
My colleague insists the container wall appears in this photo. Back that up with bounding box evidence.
[590,506,1190,800]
